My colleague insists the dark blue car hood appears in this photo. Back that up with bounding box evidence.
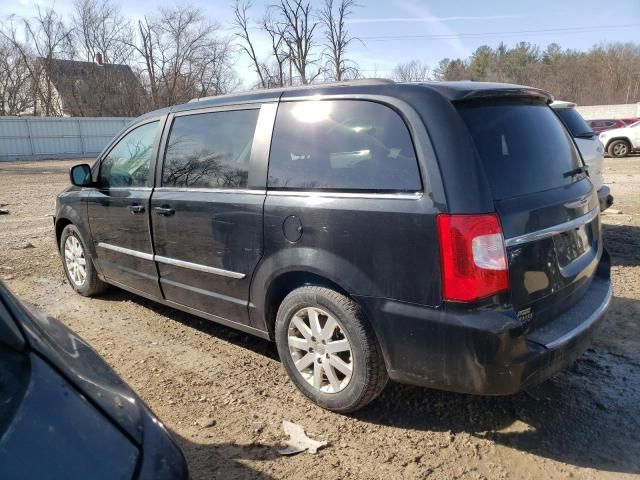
[17,302,144,445]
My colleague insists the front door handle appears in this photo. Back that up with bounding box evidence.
[153,206,175,216]
[127,204,145,214]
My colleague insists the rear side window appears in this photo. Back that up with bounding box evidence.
[162,109,259,189]
[554,107,593,137]
[457,101,583,200]
[268,100,421,191]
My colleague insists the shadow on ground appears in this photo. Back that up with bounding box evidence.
[175,436,279,480]
[101,286,640,475]
[92,212,640,476]
[602,223,640,266]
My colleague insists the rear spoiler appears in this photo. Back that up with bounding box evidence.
[456,87,554,104]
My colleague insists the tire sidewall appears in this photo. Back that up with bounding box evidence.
[275,288,373,411]
[60,224,95,295]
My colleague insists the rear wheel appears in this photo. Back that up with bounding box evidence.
[275,286,387,413]
[60,224,108,296]
[608,139,630,158]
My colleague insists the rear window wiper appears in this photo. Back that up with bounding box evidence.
[563,166,587,178]
[574,131,596,139]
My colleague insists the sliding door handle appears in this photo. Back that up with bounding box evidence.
[127,204,145,214]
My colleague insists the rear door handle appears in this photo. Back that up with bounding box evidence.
[153,206,175,216]
[127,204,145,214]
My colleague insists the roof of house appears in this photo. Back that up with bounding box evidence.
[41,58,144,117]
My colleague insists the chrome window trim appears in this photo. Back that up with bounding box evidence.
[97,242,154,261]
[96,243,246,279]
[504,208,599,248]
[155,255,246,279]
[266,190,423,200]
[154,187,266,195]
[97,187,153,192]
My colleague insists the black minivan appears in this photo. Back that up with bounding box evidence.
[55,80,612,413]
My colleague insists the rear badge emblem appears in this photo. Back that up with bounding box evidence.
[517,307,533,323]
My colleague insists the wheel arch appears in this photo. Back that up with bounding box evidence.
[262,271,351,336]
[55,217,73,249]
[605,136,632,151]
[54,205,98,262]
[249,248,378,337]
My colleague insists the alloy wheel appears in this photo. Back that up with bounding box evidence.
[64,235,87,287]
[287,306,354,394]
[613,143,628,156]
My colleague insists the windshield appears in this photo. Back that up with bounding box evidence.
[457,100,584,201]
[554,107,594,137]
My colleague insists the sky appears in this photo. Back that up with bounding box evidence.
[3,0,639,86]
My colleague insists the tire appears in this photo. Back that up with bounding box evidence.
[607,139,630,158]
[275,286,388,413]
[60,224,108,296]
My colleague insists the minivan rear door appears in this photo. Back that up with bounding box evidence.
[149,104,276,328]
[457,99,602,327]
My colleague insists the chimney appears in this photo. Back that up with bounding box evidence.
[95,52,103,65]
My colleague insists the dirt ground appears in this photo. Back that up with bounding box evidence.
[1,158,639,480]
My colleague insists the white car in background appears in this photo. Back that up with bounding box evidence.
[598,120,640,158]
[551,101,613,211]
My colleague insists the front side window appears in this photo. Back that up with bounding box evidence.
[162,109,260,189]
[99,121,158,188]
[268,100,421,191]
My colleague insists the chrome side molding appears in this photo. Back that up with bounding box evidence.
[97,242,154,261]
[96,243,245,279]
[155,256,245,279]
[504,208,599,248]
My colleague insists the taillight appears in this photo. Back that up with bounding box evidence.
[436,214,509,302]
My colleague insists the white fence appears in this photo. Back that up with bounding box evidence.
[576,103,640,121]
[0,116,133,161]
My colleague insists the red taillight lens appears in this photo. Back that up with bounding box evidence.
[436,214,509,302]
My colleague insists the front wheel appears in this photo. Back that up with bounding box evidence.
[60,224,108,296]
[608,139,630,158]
[275,286,388,413]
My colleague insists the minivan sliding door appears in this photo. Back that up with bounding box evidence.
[150,104,275,327]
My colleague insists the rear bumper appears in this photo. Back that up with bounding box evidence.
[597,185,613,211]
[358,255,612,395]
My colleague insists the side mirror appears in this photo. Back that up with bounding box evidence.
[69,164,93,187]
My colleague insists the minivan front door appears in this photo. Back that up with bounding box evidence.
[150,105,274,326]
[87,120,162,297]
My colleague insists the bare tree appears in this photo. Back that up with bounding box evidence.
[130,5,237,108]
[0,39,32,114]
[262,10,289,87]
[232,0,267,88]
[392,60,430,82]
[72,0,134,64]
[320,0,360,81]
[272,0,320,85]
[0,7,74,115]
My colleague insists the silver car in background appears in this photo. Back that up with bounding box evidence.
[551,100,613,211]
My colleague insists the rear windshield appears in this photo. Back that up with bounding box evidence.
[457,101,583,200]
[554,107,593,137]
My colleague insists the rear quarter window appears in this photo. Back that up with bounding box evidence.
[457,101,583,200]
[268,100,422,192]
[554,107,593,137]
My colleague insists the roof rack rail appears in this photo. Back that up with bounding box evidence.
[188,78,395,103]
